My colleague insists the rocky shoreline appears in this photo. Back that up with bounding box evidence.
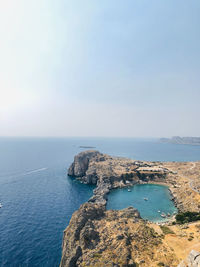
[60,150,200,267]
[68,150,173,207]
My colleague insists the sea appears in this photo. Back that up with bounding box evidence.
[107,184,177,222]
[0,137,200,267]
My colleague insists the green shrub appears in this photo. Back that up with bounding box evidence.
[160,225,174,235]
[175,212,200,224]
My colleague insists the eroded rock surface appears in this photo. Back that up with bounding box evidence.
[60,202,142,267]
[60,202,105,267]
[68,150,101,178]
[178,250,200,267]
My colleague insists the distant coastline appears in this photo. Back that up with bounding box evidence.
[79,146,96,149]
[160,136,200,146]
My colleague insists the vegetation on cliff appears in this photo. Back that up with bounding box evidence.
[176,211,200,224]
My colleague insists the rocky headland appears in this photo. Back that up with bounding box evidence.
[60,151,200,267]
[160,136,200,146]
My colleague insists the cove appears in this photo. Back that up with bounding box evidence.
[106,184,177,222]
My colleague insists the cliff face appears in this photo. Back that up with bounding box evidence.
[68,151,102,180]
[68,150,169,185]
[60,201,145,267]
[60,202,105,267]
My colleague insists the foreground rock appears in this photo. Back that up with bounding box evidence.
[60,203,141,267]
[60,203,105,267]
[60,201,200,267]
[178,250,200,267]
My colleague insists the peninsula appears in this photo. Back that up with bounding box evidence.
[160,136,200,146]
[60,151,200,267]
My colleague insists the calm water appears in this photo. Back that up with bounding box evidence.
[0,137,200,266]
[107,184,177,222]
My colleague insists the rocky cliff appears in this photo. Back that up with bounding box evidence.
[68,151,102,180]
[60,151,200,267]
[60,202,105,267]
[60,203,142,267]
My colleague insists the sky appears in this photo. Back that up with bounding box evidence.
[0,0,199,137]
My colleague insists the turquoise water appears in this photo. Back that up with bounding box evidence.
[107,184,177,222]
[0,137,200,266]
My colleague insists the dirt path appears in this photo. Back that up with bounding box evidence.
[186,162,200,194]
[189,162,196,171]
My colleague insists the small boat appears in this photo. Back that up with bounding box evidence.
[128,188,131,192]
[158,210,161,213]
[167,213,171,217]
[144,198,148,201]
[161,213,166,218]
[0,203,2,208]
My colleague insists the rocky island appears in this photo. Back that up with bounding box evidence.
[60,151,200,267]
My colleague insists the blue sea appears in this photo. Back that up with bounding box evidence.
[0,137,200,267]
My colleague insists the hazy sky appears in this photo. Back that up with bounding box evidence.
[0,0,199,137]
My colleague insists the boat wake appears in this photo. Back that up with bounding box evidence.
[24,168,48,175]
[0,168,48,182]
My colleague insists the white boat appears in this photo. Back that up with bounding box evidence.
[144,198,148,201]
[128,189,131,192]
[161,213,166,218]
[0,203,2,208]
[158,210,161,213]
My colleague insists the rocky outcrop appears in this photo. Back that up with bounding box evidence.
[68,150,169,186]
[60,202,105,267]
[68,150,170,206]
[68,150,102,178]
[60,202,142,267]
[88,182,111,205]
[177,250,200,267]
